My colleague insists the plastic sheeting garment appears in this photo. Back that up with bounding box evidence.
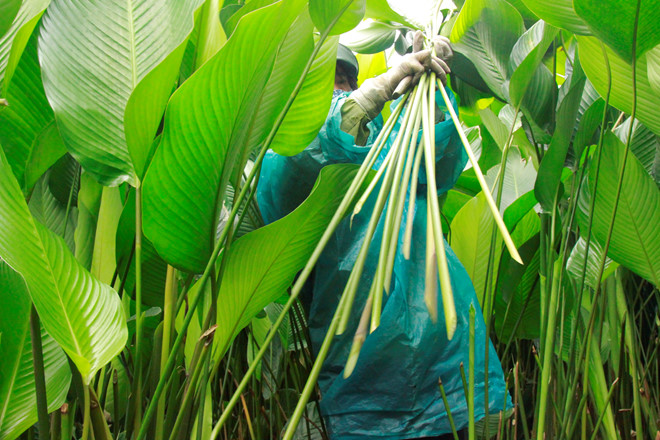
[257,90,510,439]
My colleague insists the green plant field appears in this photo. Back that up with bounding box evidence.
[0,0,658,439]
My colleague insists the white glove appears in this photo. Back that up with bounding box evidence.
[350,31,452,120]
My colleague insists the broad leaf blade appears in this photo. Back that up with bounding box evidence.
[309,0,366,35]
[0,0,49,94]
[519,0,590,35]
[0,0,21,40]
[578,36,660,136]
[582,133,660,287]
[0,147,127,384]
[214,164,365,358]
[143,0,309,273]
[0,262,71,440]
[39,0,202,186]
[574,0,660,62]
[0,31,63,191]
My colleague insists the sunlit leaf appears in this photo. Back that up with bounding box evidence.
[39,0,203,185]
[143,0,312,272]
[309,0,366,35]
[0,147,127,384]
[578,36,660,136]
[519,0,590,35]
[214,164,368,358]
[341,21,399,54]
[0,263,71,440]
[574,0,660,62]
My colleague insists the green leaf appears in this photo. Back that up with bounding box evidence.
[341,20,398,54]
[39,0,202,185]
[494,232,540,341]
[28,171,77,251]
[0,28,63,191]
[223,0,276,37]
[0,262,71,440]
[451,0,525,101]
[143,0,310,273]
[566,237,619,290]
[614,117,660,186]
[0,0,21,40]
[508,20,558,123]
[116,191,168,308]
[309,0,366,35]
[574,0,660,63]
[0,0,49,94]
[484,147,537,211]
[578,35,660,136]
[0,147,127,384]
[450,192,502,303]
[192,0,227,70]
[364,0,415,27]
[647,44,660,94]
[213,164,366,358]
[519,0,590,35]
[534,59,586,211]
[270,34,338,155]
[581,132,660,287]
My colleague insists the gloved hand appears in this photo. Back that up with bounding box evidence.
[350,31,452,120]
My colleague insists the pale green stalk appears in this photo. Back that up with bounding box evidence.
[30,306,49,439]
[438,379,460,440]
[379,90,424,294]
[343,285,375,378]
[402,127,425,259]
[423,73,455,338]
[336,92,415,335]
[436,80,522,264]
[589,378,620,440]
[155,265,176,439]
[82,385,90,440]
[424,205,438,323]
[468,305,476,440]
[536,256,563,439]
[133,184,144,432]
[370,80,425,330]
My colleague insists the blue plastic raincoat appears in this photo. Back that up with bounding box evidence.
[257,89,510,439]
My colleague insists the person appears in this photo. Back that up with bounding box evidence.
[257,33,510,440]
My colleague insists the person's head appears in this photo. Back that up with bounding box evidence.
[335,44,359,92]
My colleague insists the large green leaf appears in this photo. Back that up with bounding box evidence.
[309,0,365,35]
[0,0,21,40]
[0,147,127,384]
[0,0,49,94]
[648,44,660,94]
[364,0,415,27]
[341,21,399,54]
[0,31,64,192]
[519,0,590,35]
[580,133,660,287]
[566,237,618,290]
[613,117,660,185]
[450,192,502,303]
[578,36,660,136]
[574,0,660,63]
[534,59,586,211]
[484,147,537,212]
[0,263,71,440]
[39,0,202,185]
[451,0,524,101]
[28,172,77,251]
[143,0,311,273]
[213,164,366,358]
[269,34,338,156]
[508,20,557,126]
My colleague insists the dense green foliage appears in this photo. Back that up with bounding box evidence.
[0,0,658,439]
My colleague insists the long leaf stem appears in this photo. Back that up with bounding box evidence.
[30,305,50,440]
[155,265,176,439]
[437,81,522,264]
[133,184,144,432]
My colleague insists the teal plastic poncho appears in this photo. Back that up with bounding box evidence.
[257,89,510,439]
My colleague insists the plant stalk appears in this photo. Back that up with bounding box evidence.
[30,305,50,440]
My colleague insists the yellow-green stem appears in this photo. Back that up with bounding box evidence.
[437,81,522,264]
[155,265,176,439]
